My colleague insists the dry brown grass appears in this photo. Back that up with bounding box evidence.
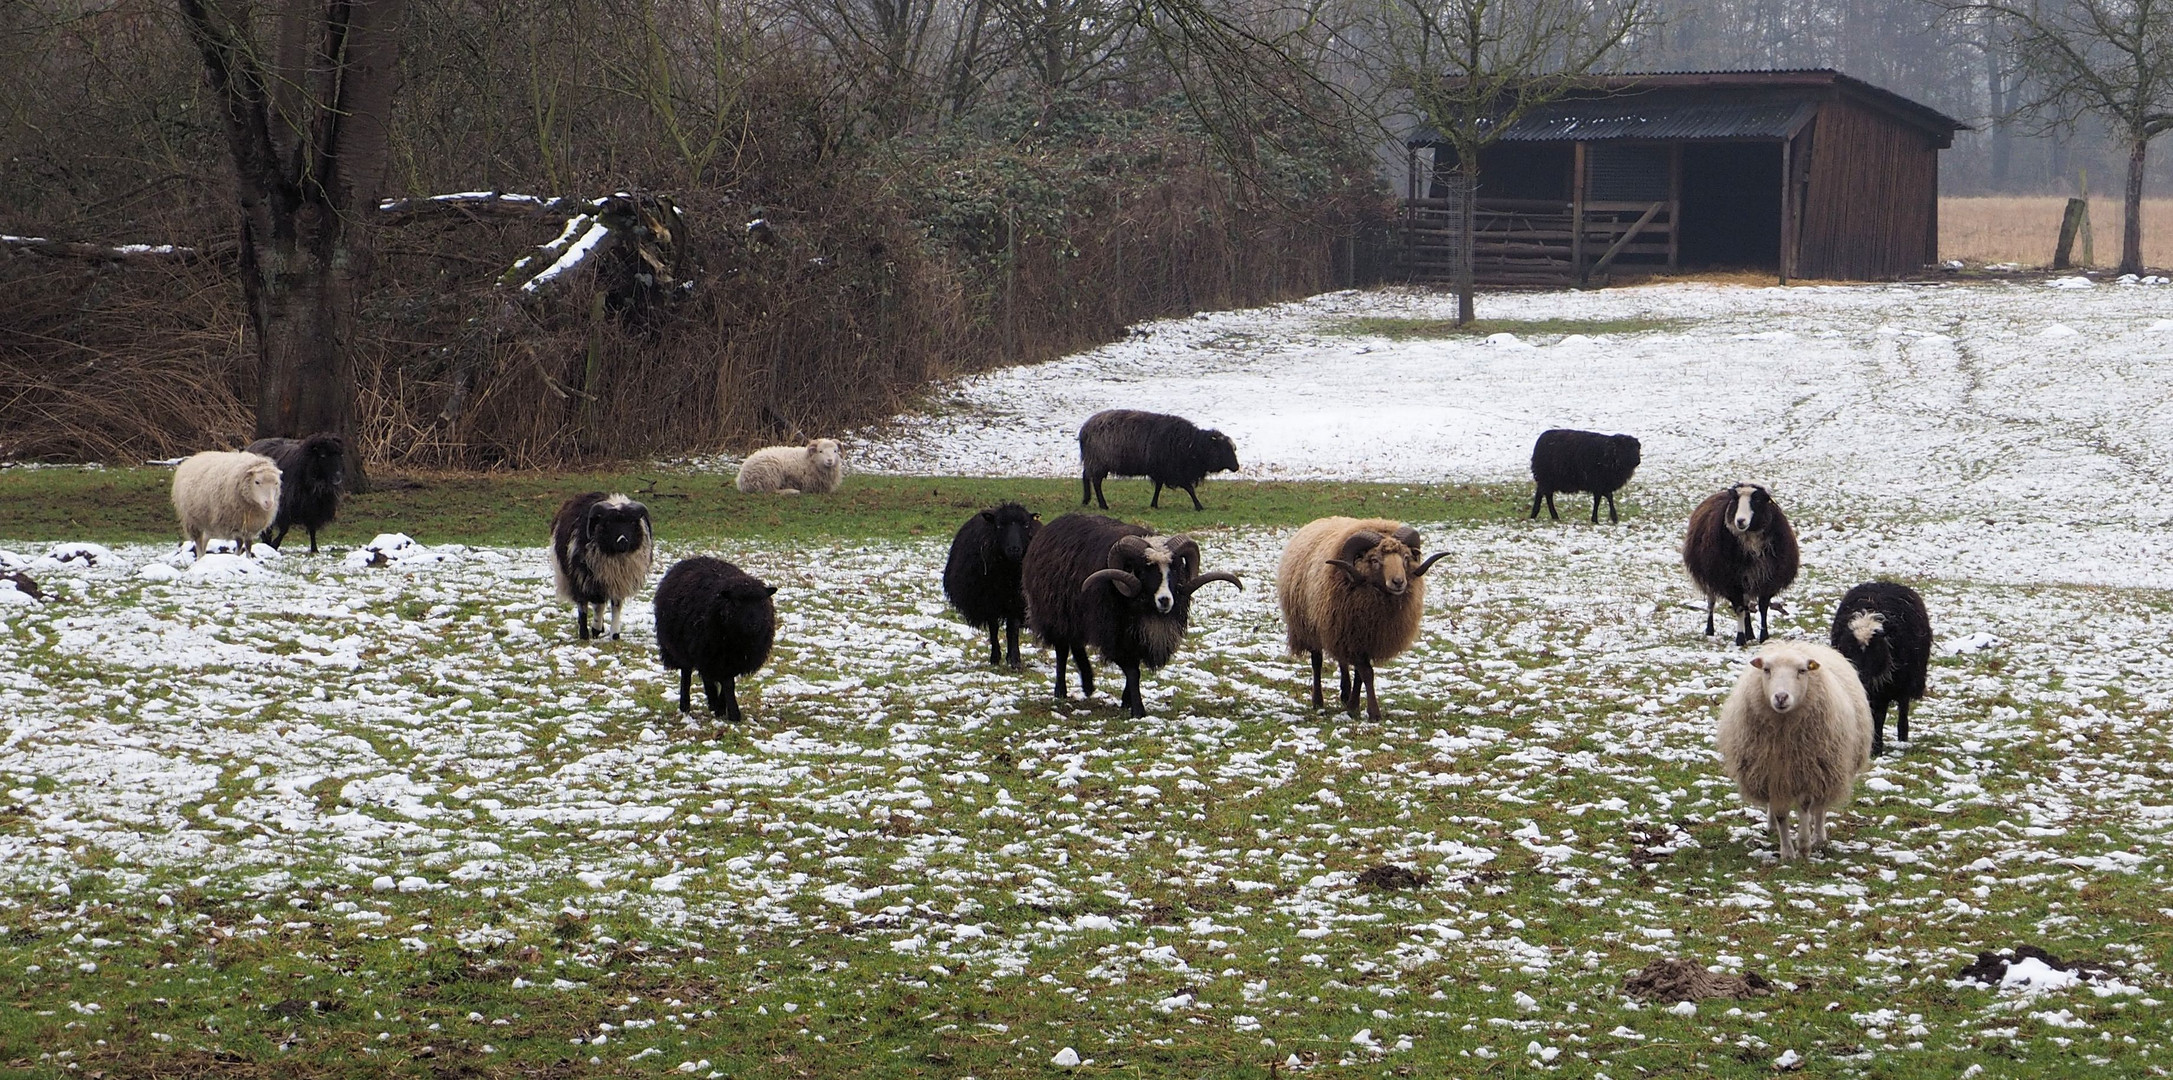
[1941,196,2173,269]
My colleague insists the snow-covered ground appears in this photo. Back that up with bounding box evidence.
[5,280,2172,1068]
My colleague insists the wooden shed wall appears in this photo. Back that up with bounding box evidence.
[1797,99,1939,280]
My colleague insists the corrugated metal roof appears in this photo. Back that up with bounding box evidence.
[1494,99,1819,142]
[1412,99,1819,145]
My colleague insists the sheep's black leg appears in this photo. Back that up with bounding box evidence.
[1093,475,1108,510]
[1361,658,1380,722]
[1073,647,1095,696]
[1757,597,1770,643]
[1150,482,1163,509]
[1528,488,1543,519]
[1895,698,1910,744]
[1704,595,1717,637]
[1338,663,1354,712]
[724,676,743,725]
[1546,493,1560,520]
[1119,661,1144,717]
[986,623,1003,666]
[1081,470,1094,506]
[1054,647,1069,699]
[306,525,320,554]
[1309,650,1324,708]
[1605,493,1619,524]
[1004,619,1022,668]
[1871,700,1890,756]
[1589,494,1602,525]
[678,669,692,713]
[1735,605,1753,647]
[577,606,593,641]
[264,524,289,550]
[1186,486,1204,511]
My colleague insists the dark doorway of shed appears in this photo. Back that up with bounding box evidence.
[1678,144,1781,271]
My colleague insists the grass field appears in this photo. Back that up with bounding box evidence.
[1941,196,2173,269]
[2,463,2168,1078]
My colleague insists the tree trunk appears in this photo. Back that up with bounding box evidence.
[181,0,405,493]
[2120,133,2148,276]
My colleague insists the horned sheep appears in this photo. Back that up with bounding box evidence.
[1716,640,1873,861]
[244,433,346,553]
[171,450,283,561]
[736,439,844,494]
[1682,482,1800,646]
[1829,581,1933,757]
[1077,409,1240,511]
[941,502,1042,668]
[1020,513,1241,717]
[654,556,777,724]
[549,492,655,641]
[1528,428,1641,524]
[1276,517,1448,720]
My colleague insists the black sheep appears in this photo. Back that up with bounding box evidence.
[1682,482,1799,646]
[1829,581,1932,756]
[941,502,1042,668]
[1078,409,1241,511]
[1528,429,1641,524]
[654,556,777,724]
[244,433,346,553]
[549,492,655,641]
[1021,513,1241,717]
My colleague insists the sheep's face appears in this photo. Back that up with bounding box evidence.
[1748,650,1820,714]
[1846,609,1892,668]
[807,439,842,472]
[247,464,282,512]
[1345,538,1415,596]
[1608,435,1643,470]
[1727,483,1772,534]
[984,506,1038,563]
[1140,539,1179,614]
[586,499,651,556]
[306,439,346,489]
[1201,430,1241,474]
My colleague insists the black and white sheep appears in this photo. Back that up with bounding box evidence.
[736,439,844,494]
[549,492,655,641]
[1716,641,1872,861]
[1077,409,1240,511]
[1528,428,1641,524]
[654,556,777,724]
[244,433,345,554]
[1829,581,1933,757]
[1683,482,1800,646]
[1277,517,1449,721]
[942,502,1042,668]
[171,450,282,561]
[1021,513,1242,717]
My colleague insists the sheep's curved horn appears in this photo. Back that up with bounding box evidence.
[1083,568,1141,597]
[1108,534,1151,569]
[1337,531,1383,563]
[1181,570,1242,594]
[1411,552,1452,577]
[1325,559,1367,583]
[1392,525,1422,551]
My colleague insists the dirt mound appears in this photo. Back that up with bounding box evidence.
[1621,958,1773,1003]
[1355,864,1432,890]
[1955,944,2116,986]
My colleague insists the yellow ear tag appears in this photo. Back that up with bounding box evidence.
[1806,659,1820,671]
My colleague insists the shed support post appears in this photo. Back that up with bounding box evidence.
[1779,138,1793,284]
[1667,143,1682,271]
[1571,142,1588,283]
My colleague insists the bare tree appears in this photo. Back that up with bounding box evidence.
[1945,0,2171,272]
[178,0,407,487]
[1344,0,1651,321]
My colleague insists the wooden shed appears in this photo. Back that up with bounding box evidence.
[1403,70,1969,285]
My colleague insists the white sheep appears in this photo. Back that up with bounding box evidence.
[1716,641,1873,861]
[171,451,283,561]
[735,439,843,494]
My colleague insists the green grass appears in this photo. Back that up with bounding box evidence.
[1325,315,1690,341]
[0,467,1523,547]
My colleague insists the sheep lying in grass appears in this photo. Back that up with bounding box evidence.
[171,451,282,561]
[1716,641,1872,861]
[549,492,654,640]
[654,556,777,724]
[1277,517,1448,720]
[736,439,843,494]
[1829,581,1933,756]
[244,433,345,553]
